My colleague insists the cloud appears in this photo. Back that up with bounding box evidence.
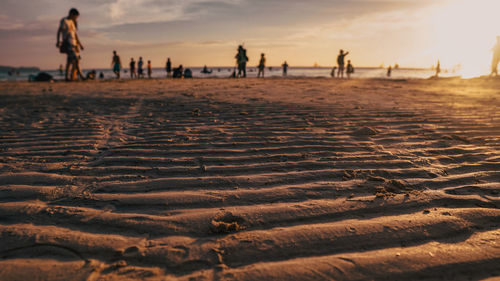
[106,0,242,25]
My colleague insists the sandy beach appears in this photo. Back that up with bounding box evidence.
[0,78,499,280]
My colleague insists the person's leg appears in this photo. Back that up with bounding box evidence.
[70,61,76,81]
[65,60,71,81]
[74,58,85,80]
[243,63,247,77]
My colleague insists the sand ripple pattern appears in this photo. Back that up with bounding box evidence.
[0,79,499,280]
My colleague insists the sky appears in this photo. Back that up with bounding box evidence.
[0,0,499,74]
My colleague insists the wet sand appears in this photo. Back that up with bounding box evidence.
[0,78,499,280]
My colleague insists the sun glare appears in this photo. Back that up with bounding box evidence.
[430,0,500,77]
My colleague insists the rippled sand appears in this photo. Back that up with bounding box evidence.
[0,78,499,280]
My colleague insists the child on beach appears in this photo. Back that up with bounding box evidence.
[56,8,85,81]
[331,66,337,78]
[147,60,152,78]
[258,53,266,78]
[111,50,121,79]
[346,60,354,79]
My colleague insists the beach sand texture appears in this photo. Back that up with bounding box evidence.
[0,78,499,280]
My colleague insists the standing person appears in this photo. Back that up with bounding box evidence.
[282,61,289,77]
[147,60,152,78]
[129,58,136,78]
[387,66,392,77]
[435,60,441,78]
[337,49,349,78]
[258,53,266,78]
[346,60,354,79]
[138,57,144,78]
[235,45,248,78]
[56,8,85,81]
[490,36,500,77]
[166,58,172,77]
[111,50,121,79]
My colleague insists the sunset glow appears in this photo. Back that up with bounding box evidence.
[0,0,499,77]
[429,0,500,77]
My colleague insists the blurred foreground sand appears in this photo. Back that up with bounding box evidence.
[0,78,499,280]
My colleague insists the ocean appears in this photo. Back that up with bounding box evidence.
[0,66,456,81]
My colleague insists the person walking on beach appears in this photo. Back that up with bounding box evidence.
[111,50,122,79]
[138,57,144,78]
[56,8,85,81]
[337,49,349,78]
[346,60,354,79]
[235,45,248,78]
[490,36,500,77]
[147,60,152,78]
[387,65,392,77]
[258,53,266,78]
[166,58,172,77]
[129,58,136,78]
[282,61,289,76]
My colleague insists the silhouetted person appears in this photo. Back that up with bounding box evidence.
[138,57,144,78]
[387,66,392,77]
[346,60,354,79]
[166,58,172,77]
[201,65,212,74]
[56,8,85,81]
[147,60,152,78]
[173,65,183,78]
[435,60,441,78]
[282,61,289,76]
[330,66,337,78]
[111,50,121,79]
[58,64,63,75]
[337,49,349,78]
[235,45,248,77]
[258,53,266,78]
[99,72,104,79]
[491,37,500,77]
[130,58,136,78]
[184,68,193,78]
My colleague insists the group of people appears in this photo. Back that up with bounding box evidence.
[60,8,500,81]
[110,51,155,79]
[330,50,354,79]
[56,8,356,81]
[234,45,290,78]
[125,56,153,79]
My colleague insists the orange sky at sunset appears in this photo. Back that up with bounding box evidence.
[0,0,499,76]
